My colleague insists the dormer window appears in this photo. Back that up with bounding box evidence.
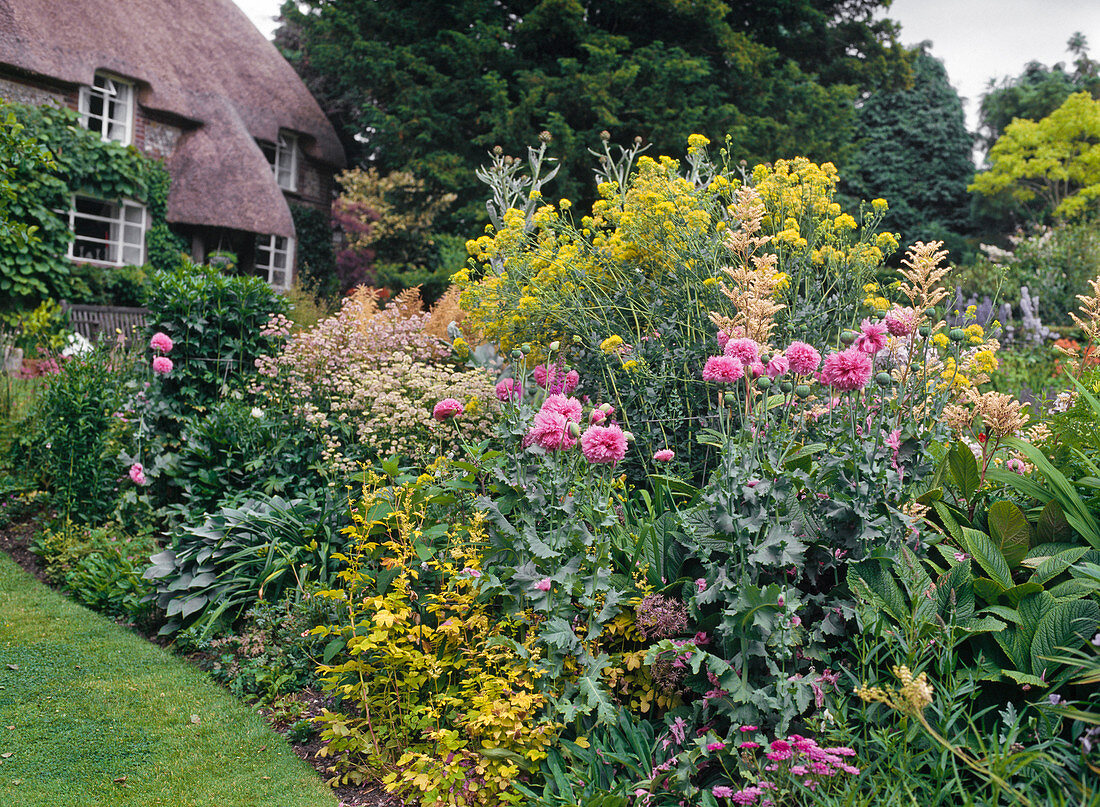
[79,73,133,145]
[261,133,298,191]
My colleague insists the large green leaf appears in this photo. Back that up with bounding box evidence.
[987,500,1031,568]
[1030,599,1100,680]
[962,527,1012,590]
[948,440,981,501]
[847,560,907,623]
[1032,547,1089,585]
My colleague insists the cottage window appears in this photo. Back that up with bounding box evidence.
[256,234,293,289]
[79,73,134,145]
[260,133,298,191]
[67,196,146,266]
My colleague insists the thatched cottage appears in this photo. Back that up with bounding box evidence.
[0,0,345,288]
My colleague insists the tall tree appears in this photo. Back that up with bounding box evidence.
[842,47,974,249]
[969,91,1100,223]
[276,0,908,228]
[977,33,1100,157]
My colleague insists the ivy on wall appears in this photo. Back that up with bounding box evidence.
[288,201,336,296]
[0,100,185,305]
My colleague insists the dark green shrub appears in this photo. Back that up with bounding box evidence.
[21,342,138,523]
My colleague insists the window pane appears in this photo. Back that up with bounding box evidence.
[124,204,143,224]
[122,244,142,265]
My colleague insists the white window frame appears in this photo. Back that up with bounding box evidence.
[66,195,147,267]
[261,132,299,191]
[78,72,134,145]
[255,234,294,290]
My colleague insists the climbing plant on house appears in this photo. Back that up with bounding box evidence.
[0,100,184,306]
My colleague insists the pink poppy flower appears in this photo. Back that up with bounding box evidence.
[433,398,464,420]
[149,332,173,353]
[785,341,821,375]
[855,318,888,355]
[766,355,790,378]
[703,356,745,383]
[534,578,552,591]
[151,356,173,375]
[724,337,760,366]
[495,378,520,402]
[884,306,918,337]
[540,394,583,422]
[820,347,872,392]
[525,410,578,451]
[581,423,627,465]
[653,449,674,462]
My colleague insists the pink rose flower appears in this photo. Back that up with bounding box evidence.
[820,347,873,392]
[581,423,628,465]
[653,449,674,462]
[855,318,888,355]
[785,341,821,375]
[432,398,464,420]
[151,356,173,375]
[724,337,760,366]
[495,378,520,402]
[128,462,146,486]
[149,332,173,353]
[703,355,745,383]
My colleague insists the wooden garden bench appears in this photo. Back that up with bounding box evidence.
[61,301,150,344]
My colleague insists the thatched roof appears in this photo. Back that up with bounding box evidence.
[0,0,345,238]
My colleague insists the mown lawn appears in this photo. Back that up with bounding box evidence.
[0,552,337,807]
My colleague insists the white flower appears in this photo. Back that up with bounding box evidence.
[250,407,264,419]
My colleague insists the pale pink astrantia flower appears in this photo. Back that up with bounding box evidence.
[785,341,821,375]
[149,332,174,353]
[703,356,745,383]
[711,786,734,799]
[653,449,675,462]
[128,462,146,486]
[151,356,173,375]
[581,423,628,465]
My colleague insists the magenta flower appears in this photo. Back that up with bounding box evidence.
[748,361,766,378]
[653,449,675,462]
[766,354,790,378]
[149,332,173,353]
[855,318,889,355]
[785,341,821,375]
[564,369,580,394]
[766,739,793,761]
[581,423,628,465]
[820,347,873,392]
[128,462,146,486]
[717,330,731,351]
[724,337,760,366]
[525,410,578,452]
[541,394,583,422]
[712,786,734,799]
[731,788,763,805]
[703,355,745,383]
[885,306,918,337]
[706,741,726,752]
[432,397,464,420]
[534,578,552,591]
[495,378,520,402]
[532,364,550,387]
[151,356,173,375]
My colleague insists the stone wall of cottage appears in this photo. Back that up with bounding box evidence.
[294,155,335,211]
[0,74,72,108]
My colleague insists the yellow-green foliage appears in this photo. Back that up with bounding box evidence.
[969,91,1100,221]
[311,476,557,805]
[456,141,897,354]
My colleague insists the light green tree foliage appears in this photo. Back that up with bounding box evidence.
[969,92,1100,222]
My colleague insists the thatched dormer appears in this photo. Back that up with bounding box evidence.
[0,0,346,288]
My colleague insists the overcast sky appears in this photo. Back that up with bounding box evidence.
[232,0,1100,133]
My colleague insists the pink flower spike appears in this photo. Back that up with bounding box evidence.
[128,462,146,486]
[653,449,675,462]
[534,578,552,591]
[149,332,173,353]
[581,423,628,465]
[432,398,464,420]
[703,355,745,383]
[151,356,173,375]
[785,341,821,375]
